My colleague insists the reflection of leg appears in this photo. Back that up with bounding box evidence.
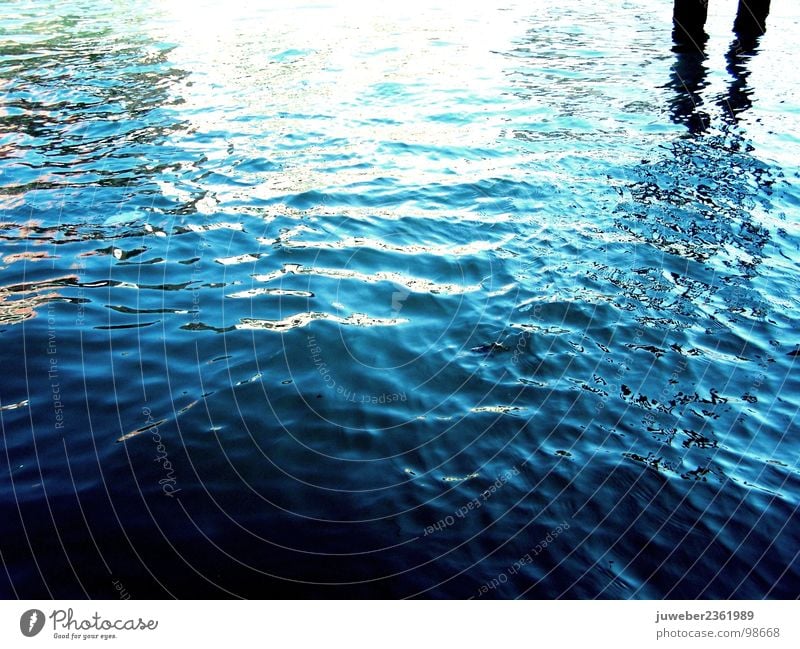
[669,50,710,133]
[733,0,771,45]
[673,0,709,52]
[721,46,752,121]
[721,1,770,121]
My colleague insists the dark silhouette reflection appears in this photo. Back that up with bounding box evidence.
[672,0,709,53]
[652,0,774,270]
[721,0,771,122]
[613,7,778,537]
[479,1,795,602]
[669,0,771,133]
[667,44,710,134]
[667,2,714,134]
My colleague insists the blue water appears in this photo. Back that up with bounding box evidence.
[1,0,799,598]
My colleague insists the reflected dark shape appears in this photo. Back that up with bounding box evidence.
[672,0,709,53]
[720,1,771,122]
[669,0,772,133]
[630,1,776,291]
[667,47,710,134]
[668,1,711,133]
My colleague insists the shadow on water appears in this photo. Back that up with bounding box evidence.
[655,0,774,268]
[670,0,772,130]
[592,2,797,599]
[492,1,794,600]
[722,0,772,121]
[616,1,778,465]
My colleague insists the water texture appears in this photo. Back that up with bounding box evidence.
[0,0,798,598]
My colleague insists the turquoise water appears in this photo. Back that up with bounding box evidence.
[1,0,799,598]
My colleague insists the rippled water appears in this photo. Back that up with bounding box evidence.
[1,0,799,598]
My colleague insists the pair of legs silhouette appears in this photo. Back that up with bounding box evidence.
[669,0,772,131]
[673,0,770,53]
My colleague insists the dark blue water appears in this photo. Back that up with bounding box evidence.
[1,0,799,598]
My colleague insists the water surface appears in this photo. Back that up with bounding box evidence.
[1,0,799,598]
